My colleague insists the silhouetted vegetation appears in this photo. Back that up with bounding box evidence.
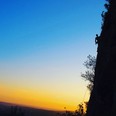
[58,56,97,116]
[81,55,96,92]
[101,0,110,29]
[58,103,87,116]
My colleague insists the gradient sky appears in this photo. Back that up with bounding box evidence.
[0,0,105,111]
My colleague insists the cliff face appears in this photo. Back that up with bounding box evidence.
[86,0,116,116]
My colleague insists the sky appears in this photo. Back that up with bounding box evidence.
[0,0,105,111]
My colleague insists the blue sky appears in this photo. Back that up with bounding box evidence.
[0,0,105,110]
[0,0,105,59]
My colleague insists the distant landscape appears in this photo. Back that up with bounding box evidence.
[0,102,59,116]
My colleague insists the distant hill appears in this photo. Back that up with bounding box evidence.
[0,102,59,116]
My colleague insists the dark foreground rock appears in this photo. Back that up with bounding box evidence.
[86,0,116,116]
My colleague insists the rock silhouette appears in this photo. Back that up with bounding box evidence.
[86,0,116,116]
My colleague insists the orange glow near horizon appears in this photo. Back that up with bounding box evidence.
[0,83,89,111]
[0,0,105,112]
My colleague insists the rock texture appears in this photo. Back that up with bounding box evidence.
[86,0,116,116]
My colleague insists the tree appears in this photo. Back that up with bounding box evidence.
[58,103,86,116]
[81,55,96,92]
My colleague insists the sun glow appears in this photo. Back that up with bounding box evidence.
[0,82,89,111]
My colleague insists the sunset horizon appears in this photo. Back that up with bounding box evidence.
[0,0,105,113]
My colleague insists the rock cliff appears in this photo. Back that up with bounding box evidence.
[86,0,116,116]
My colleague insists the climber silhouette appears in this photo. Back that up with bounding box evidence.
[95,34,100,44]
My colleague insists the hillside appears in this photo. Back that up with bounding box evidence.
[0,102,59,116]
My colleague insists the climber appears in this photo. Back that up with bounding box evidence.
[95,34,100,44]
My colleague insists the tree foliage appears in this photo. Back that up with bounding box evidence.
[58,103,86,116]
[81,55,96,92]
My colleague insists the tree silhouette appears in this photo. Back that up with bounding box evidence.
[81,55,96,92]
[58,103,87,116]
